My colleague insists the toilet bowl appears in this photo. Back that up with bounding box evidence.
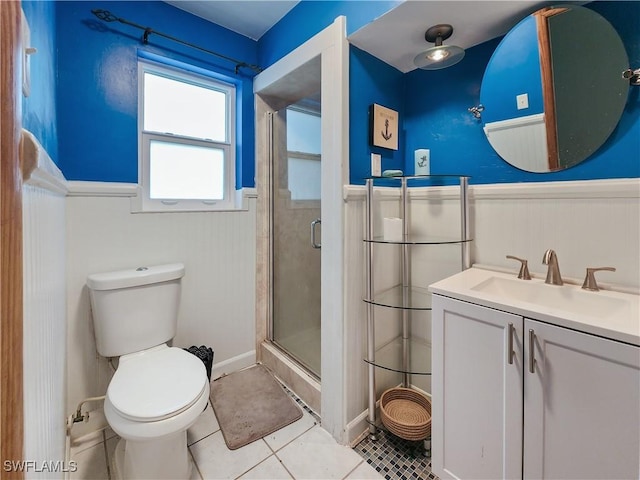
[87,263,209,480]
[105,345,208,479]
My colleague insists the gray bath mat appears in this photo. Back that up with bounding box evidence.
[210,364,303,450]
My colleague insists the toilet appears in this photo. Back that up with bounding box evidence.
[87,263,209,480]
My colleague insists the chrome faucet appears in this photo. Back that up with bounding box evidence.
[542,249,563,285]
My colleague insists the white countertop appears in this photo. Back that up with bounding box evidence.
[429,266,640,346]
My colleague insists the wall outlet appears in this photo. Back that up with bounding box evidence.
[415,149,430,175]
[516,93,529,110]
[371,153,381,177]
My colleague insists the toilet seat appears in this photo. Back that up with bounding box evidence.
[108,345,208,422]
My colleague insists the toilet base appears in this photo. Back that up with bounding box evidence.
[111,432,193,480]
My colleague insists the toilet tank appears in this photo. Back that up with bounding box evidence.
[87,263,185,357]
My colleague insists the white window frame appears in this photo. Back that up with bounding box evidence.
[136,59,236,212]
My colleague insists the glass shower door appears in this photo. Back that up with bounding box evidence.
[271,101,322,378]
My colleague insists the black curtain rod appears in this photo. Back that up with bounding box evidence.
[91,9,263,75]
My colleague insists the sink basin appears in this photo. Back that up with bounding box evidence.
[470,276,632,321]
[429,267,640,345]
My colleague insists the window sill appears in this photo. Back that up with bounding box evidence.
[66,181,256,212]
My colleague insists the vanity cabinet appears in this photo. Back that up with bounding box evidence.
[432,295,640,480]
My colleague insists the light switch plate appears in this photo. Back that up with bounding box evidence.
[516,93,529,110]
[415,149,430,175]
[371,153,381,177]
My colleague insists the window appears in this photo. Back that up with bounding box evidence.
[137,60,236,211]
[286,106,321,201]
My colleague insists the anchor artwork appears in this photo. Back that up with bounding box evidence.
[369,103,399,150]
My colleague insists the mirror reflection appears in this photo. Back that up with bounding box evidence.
[480,5,629,173]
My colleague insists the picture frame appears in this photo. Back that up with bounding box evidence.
[369,103,399,150]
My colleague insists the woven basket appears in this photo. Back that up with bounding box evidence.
[380,387,431,441]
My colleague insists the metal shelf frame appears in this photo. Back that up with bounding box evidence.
[364,175,470,440]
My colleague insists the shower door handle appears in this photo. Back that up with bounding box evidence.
[310,218,321,249]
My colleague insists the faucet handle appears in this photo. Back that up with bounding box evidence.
[506,255,531,280]
[582,267,616,291]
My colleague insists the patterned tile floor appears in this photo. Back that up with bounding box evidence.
[281,383,321,424]
[353,428,438,480]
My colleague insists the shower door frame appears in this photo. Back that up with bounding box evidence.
[268,107,322,380]
[254,17,349,443]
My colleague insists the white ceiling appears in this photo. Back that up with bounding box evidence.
[164,1,558,71]
[164,0,300,40]
[349,1,550,73]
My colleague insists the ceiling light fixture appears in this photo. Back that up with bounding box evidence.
[414,24,465,70]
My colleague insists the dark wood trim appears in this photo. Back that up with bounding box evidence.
[1,1,24,478]
[535,9,559,171]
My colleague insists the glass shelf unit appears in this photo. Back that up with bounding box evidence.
[364,175,471,440]
[364,285,432,310]
[364,336,432,376]
[364,235,473,245]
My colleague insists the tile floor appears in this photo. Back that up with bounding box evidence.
[354,429,434,480]
[70,400,385,480]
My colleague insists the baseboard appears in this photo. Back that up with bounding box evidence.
[346,408,374,447]
[211,350,256,380]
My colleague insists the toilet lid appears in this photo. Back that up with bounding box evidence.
[108,347,208,422]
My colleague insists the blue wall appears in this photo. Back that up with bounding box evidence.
[22,1,58,163]
[56,1,258,187]
[258,0,404,185]
[402,1,639,184]
[404,39,510,182]
[258,1,400,67]
[349,47,404,183]
[262,1,638,186]
[480,15,543,123]
[33,0,640,186]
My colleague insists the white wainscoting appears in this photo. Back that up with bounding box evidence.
[483,113,548,172]
[65,184,258,422]
[343,178,640,442]
[22,130,68,478]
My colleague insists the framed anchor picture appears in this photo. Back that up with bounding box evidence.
[369,103,399,151]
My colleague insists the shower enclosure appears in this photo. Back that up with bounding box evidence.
[254,17,348,439]
[270,99,322,378]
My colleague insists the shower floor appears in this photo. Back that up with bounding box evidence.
[274,325,321,378]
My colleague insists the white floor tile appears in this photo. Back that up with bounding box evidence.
[105,435,120,475]
[262,408,318,452]
[188,402,220,446]
[238,455,293,479]
[344,461,385,480]
[70,430,105,458]
[276,426,363,480]
[190,431,272,480]
[70,442,108,480]
[189,450,204,480]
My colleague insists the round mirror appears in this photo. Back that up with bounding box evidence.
[480,5,629,173]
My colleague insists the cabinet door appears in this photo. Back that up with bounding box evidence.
[433,296,523,480]
[524,319,640,479]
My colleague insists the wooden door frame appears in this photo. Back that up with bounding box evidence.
[1,1,24,477]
